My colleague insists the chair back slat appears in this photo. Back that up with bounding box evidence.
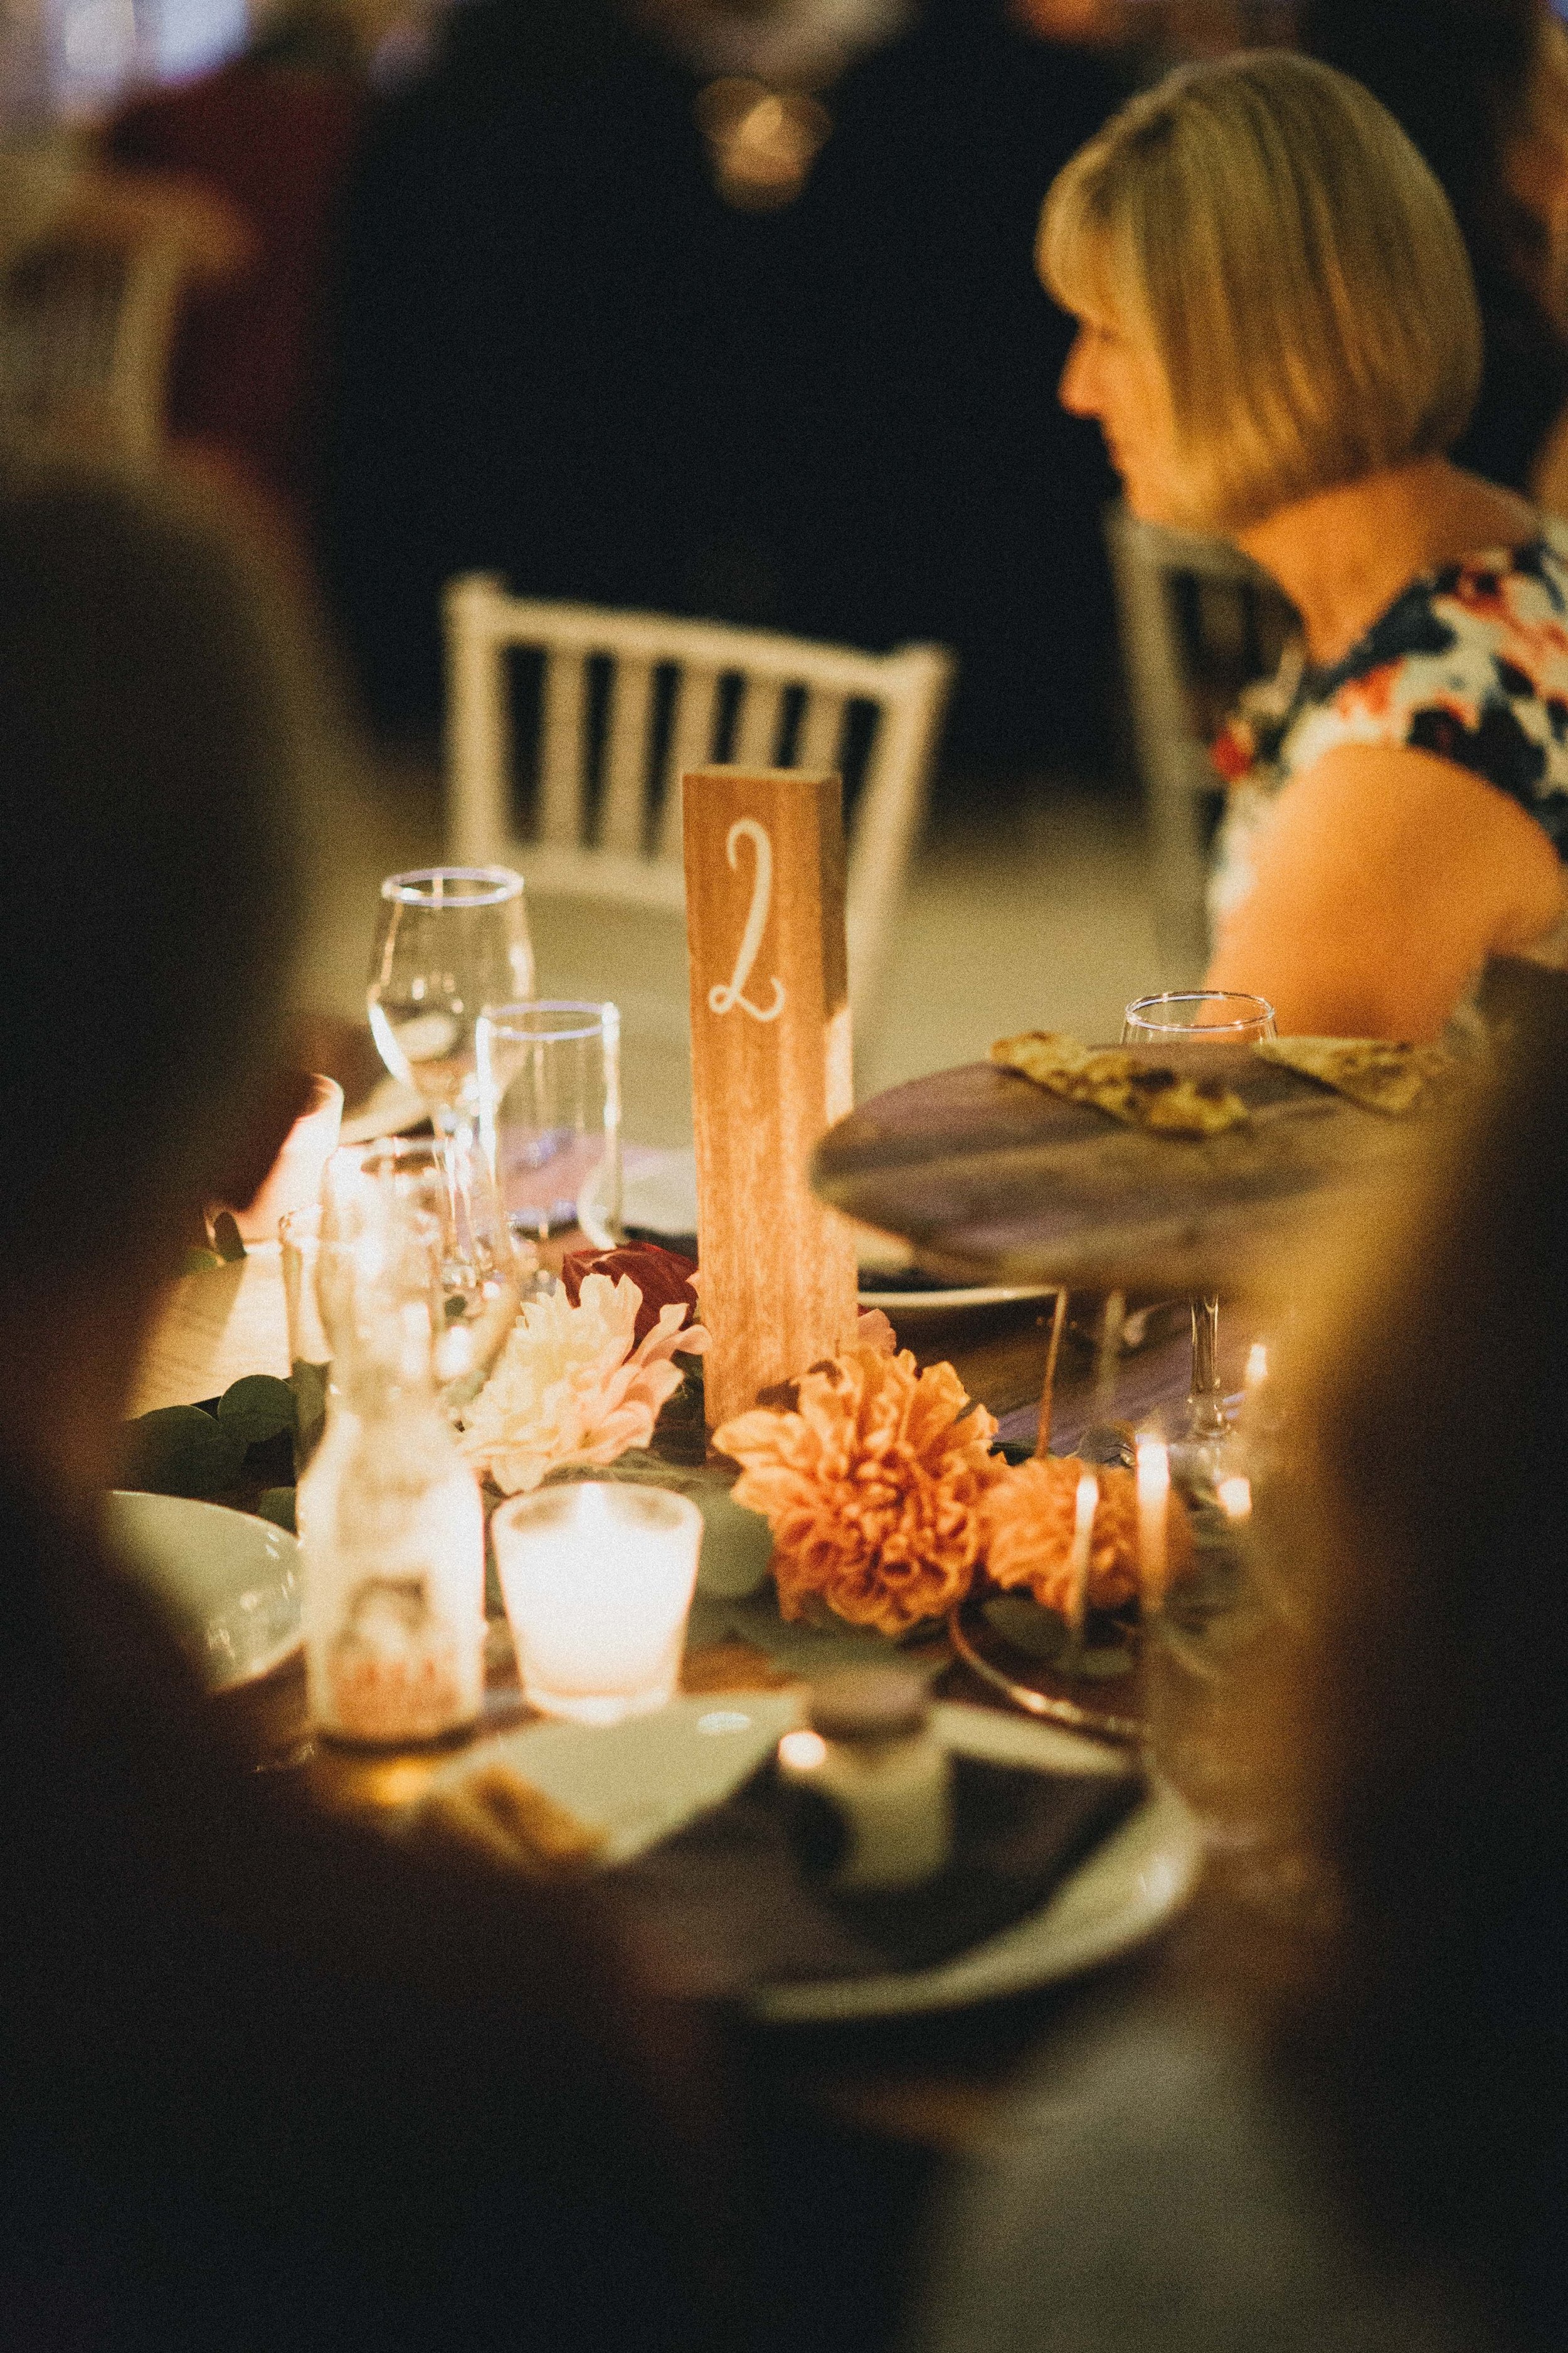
[443,580,955,1035]
[657,664,721,862]
[733,677,783,768]
[0,234,188,457]
[600,654,655,854]
[1104,499,1293,972]
[538,649,588,846]
[797,689,846,772]
[444,575,514,862]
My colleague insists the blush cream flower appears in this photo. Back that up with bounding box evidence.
[460,1272,709,1495]
[981,1454,1194,1618]
[713,1345,1002,1636]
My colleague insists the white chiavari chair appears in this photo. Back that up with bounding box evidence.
[1106,501,1294,971]
[443,578,954,1068]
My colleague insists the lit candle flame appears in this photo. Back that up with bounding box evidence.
[1067,1469,1098,1636]
[1217,1474,1253,1522]
[1135,1431,1171,1615]
[1245,1341,1269,1389]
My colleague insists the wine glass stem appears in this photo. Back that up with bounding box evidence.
[1188,1293,1229,1441]
[432,1110,474,1261]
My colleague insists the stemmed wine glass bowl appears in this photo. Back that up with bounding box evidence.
[1121,990,1276,1464]
[366,867,534,1140]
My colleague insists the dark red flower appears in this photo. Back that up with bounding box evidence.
[559,1240,699,1346]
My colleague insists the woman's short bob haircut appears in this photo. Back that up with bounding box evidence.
[1039,51,1485,531]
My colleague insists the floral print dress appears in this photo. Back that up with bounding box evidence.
[1209,529,1568,960]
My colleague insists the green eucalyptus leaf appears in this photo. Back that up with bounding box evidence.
[257,1486,297,1534]
[179,1246,224,1277]
[982,1593,1070,1662]
[211,1211,247,1263]
[217,1374,297,1447]
[119,1405,245,1499]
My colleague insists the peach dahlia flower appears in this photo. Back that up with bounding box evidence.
[714,1344,1002,1636]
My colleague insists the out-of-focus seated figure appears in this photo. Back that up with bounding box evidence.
[0,459,727,2352]
[911,962,1568,2351]
[1299,0,1568,515]
[0,145,249,464]
[1044,53,1568,1039]
[322,0,1124,773]
[105,0,374,541]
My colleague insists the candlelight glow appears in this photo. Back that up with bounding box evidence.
[233,1073,342,1241]
[1135,1431,1171,1613]
[1245,1341,1269,1388]
[778,1729,829,1773]
[1217,1474,1253,1521]
[491,1480,702,1724]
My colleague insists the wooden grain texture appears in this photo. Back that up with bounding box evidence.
[684,764,861,1425]
[131,1246,290,1413]
[812,1043,1440,1298]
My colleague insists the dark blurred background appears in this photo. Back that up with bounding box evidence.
[1,0,1295,790]
[319,0,1125,771]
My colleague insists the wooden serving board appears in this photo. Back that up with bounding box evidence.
[811,1042,1435,1297]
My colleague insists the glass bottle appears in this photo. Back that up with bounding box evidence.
[297,1233,485,1745]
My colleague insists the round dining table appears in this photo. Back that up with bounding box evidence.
[130,1011,1283,2353]
[152,1250,1274,2352]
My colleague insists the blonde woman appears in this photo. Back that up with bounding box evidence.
[1043,51,1568,1039]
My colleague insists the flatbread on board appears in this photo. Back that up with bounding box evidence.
[1254,1035,1459,1115]
[990,1031,1251,1137]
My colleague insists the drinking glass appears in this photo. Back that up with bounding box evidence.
[366,868,534,1139]
[475,1001,622,1244]
[1121,991,1276,1459]
[322,1134,525,1411]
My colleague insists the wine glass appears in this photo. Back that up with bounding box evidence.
[366,868,534,1140]
[1121,991,1276,1465]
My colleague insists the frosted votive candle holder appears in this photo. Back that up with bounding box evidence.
[491,1482,702,1724]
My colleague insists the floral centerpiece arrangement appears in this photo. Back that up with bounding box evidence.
[450,1237,1193,1656]
[715,1343,1193,1644]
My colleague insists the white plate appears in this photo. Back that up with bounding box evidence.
[426,1694,1201,2019]
[104,1490,302,1691]
[857,1281,1056,1317]
[578,1149,1055,1317]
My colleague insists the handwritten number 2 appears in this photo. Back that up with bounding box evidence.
[707,818,785,1023]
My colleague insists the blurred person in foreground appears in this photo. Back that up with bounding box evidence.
[1044,52,1568,1039]
[0,459,728,2352]
[1300,0,1568,512]
[911,962,1568,2350]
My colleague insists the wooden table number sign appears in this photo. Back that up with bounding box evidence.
[683,764,861,1428]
